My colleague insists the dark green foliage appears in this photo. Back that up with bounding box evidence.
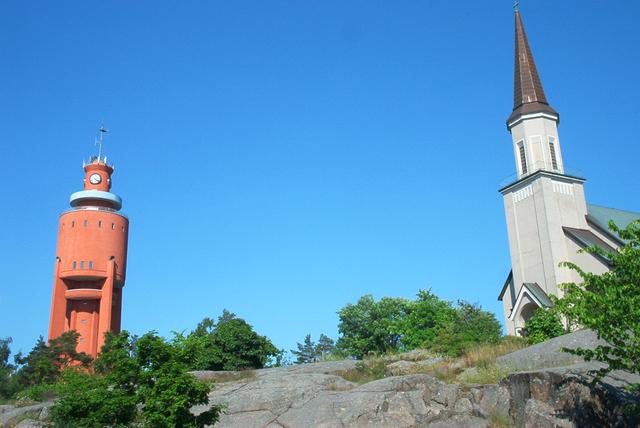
[291,333,336,364]
[0,337,16,399]
[432,301,503,357]
[336,291,501,358]
[336,295,410,359]
[174,309,279,371]
[523,307,566,344]
[51,331,220,428]
[12,331,91,395]
[315,334,336,360]
[555,220,640,379]
[400,289,456,350]
[292,334,317,364]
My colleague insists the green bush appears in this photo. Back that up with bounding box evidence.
[523,307,565,344]
[336,291,502,359]
[431,301,503,357]
[174,310,279,371]
[336,295,410,358]
[555,220,640,380]
[50,331,220,428]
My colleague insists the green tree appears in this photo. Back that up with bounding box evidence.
[292,334,317,364]
[400,289,456,350]
[0,337,16,399]
[523,307,566,344]
[13,331,91,391]
[315,334,336,361]
[336,295,409,358]
[555,220,640,379]
[51,331,220,428]
[175,310,279,371]
[432,301,502,357]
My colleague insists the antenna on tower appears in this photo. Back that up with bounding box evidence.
[96,125,108,162]
[514,0,520,12]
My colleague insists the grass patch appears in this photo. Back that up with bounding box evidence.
[487,410,515,427]
[462,337,527,369]
[334,358,387,384]
[459,364,516,385]
[412,360,463,383]
[200,370,256,384]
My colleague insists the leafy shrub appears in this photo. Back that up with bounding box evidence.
[555,220,640,380]
[50,331,220,428]
[523,307,565,344]
[431,301,503,357]
[400,290,456,350]
[336,295,409,359]
[174,310,279,371]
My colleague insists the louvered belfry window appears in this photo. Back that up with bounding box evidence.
[549,137,558,170]
[519,143,528,175]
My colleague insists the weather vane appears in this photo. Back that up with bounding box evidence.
[96,125,108,160]
[514,0,519,12]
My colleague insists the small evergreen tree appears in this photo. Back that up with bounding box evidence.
[315,334,336,360]
[13,331,91,391]
[0,337,16,399]
[292,334,317,364]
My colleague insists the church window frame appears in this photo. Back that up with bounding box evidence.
[517,140,528,175]
[549,136,559,170]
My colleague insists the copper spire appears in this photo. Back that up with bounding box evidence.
[508,10,558,125]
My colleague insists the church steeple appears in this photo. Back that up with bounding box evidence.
[506,7,564,178]
[508,10,558,126]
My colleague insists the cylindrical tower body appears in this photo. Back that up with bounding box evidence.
[48,157,129,358]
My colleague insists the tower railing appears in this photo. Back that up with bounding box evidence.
[498,164,585,188]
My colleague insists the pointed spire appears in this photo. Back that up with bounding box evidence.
[508,10,558,126]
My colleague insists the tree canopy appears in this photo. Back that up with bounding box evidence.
[336,290,501,358]
[174,309,279,371]
[555,220,640,378]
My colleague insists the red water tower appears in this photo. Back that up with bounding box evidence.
[48,130,129,358]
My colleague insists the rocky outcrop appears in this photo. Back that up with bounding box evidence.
[496,329,606,372]
[192,365,510,428]
[190,331,640,427]
[0,401,52,427]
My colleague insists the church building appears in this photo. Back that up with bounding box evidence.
[498,8,639,335]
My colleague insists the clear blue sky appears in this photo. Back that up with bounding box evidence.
[1,1,639,357]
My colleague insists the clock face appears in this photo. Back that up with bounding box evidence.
[89,173,102,185]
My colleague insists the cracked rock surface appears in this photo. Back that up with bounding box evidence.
[191,331,640,428]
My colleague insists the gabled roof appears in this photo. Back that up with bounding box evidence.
[507,11,559,126]
[508,282,553,321]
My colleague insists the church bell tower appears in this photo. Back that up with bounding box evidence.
[499,8,591,335]
[48,129,129,358]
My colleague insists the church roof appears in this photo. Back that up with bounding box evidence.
[507,11,559,126]
[587,204,640,230]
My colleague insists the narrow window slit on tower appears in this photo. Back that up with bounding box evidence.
[549,138,558,170]
[73,261,77,269]
[112,223,116,230]
[518,143,528,174]
[84,220,88,227]
[89,261,93,269]
[98,220,102,228]
[81,261,85,269]
[71,221,75,227]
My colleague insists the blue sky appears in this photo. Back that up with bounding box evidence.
[1,1,639,357]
